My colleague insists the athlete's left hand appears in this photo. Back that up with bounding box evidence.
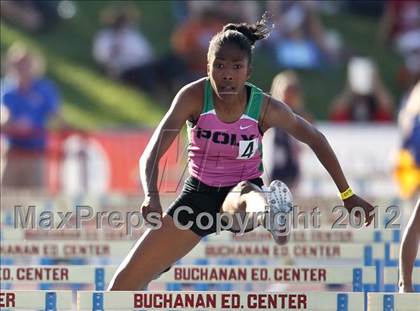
[343,194,375,226]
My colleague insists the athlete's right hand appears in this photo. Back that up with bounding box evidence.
[141,194,163,229]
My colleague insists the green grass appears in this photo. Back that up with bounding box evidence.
[0,1,402,126]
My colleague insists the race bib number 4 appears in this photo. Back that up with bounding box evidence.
[237,138,259,159]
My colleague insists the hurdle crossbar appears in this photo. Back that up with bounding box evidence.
[0,227,401,243]
[367,293,420,311]
[383,267,420,291]
[0,265,377,290]
[0,290,72,310]
[77,291,364,310]
[0,241,387,262]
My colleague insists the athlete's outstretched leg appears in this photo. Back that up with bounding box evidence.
[220,180,292,244]
[399,198,420,292]
[108,214,201,290]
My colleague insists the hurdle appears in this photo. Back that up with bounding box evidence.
[157,265,378,291]
[383,267,420,292]
[0,265,378,292]
[0,266,115,290]
[0,227,401,243]
[385,242,420,267]
[0,290,72,310]
[0,240,387,262]
[367,293,420,311]
[208,228,401,243]
[0,227,144,241]
[0,240,132,259]
[77,291,364,310]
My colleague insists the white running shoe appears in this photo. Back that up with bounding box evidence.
[262,180,293,244]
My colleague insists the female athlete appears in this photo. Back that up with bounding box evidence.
[108,16,374,290]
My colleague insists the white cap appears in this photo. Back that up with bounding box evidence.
[348,57,375,95]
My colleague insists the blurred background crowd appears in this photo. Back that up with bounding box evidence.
[0,0,419,201]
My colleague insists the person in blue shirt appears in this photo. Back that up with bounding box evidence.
[1,42,63,190]
[394,82,420,199]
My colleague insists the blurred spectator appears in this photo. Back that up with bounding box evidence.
[93,4,186,99]
[394,82,420,199]
[188,0,259,23]
[0,0,60,33]
[378,0,420,98]
[329,57,394,122]
[172,0,259,24]
[93,5,156,91]
[266,0,341,70]
[265,71,312,189]
[171,8,227,79]
[1,43,65,191]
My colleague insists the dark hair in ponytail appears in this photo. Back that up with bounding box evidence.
[208,12,273,63]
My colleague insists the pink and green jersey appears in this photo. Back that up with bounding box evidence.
[187,78,264,187]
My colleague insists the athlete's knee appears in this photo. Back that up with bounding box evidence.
[234,181,255,195]
[231,181,255,212]
[223,181,259,214]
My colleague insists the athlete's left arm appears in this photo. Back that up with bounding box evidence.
[260,96,374,225]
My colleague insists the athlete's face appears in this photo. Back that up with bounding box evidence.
[208,43,251,98]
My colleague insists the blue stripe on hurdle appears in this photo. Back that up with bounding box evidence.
[374,231,382,242]
[194,258,209,291]
[92,292,104,311]
[385,242,398,267]
[363,291,368,311]
[364,245,373,266]
[0,257,13,290]
[95,268,105,290]
[392,230,400,242]
[336,293,348,311]
[217,258,239,291]
[352,268,362,292]
[243,259,255,291]
[375,260,384,292]
[5,211,14,226]
[166,260,182,291]
[45,292,56,311]
[383,294,394,311]
[39,258,55,290]
[384,284,397,292]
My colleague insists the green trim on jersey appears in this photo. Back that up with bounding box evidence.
[258,141,264,172]
[203,79,215,113]
[244,82,263,121]
[204,79,264,121]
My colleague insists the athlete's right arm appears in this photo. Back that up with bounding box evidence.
[139,82,201,219]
